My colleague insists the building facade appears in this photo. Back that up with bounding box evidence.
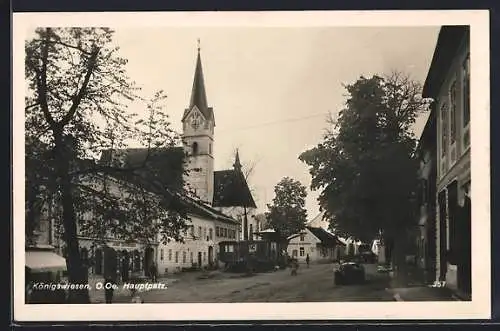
[422,26,471,298]
[287,226,345,263]
[415,108,437,284]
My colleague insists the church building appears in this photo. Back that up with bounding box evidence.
[155,43,257,273]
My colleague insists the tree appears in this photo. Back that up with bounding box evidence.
[266,177,308,248]
[25,27,189,303]
[299,72,430,272]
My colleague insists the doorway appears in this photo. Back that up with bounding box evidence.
[457,195,471,297]
[144,246,154,276]
[208,246,214,266]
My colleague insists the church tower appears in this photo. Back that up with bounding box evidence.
[181,41,215,205]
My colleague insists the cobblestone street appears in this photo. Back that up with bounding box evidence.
[96,263,394,303]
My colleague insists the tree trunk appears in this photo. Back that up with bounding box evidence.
[55,135,90,303]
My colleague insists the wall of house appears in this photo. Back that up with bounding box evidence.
[434,35,471,294]
[218,206,258,241]
[287,229,319,262]
[157,213,216,275]
[417,149,433,270]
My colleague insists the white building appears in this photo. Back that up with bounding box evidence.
[287,226,345,263]
[422,26,471,299]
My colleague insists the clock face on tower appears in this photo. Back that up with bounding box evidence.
[190,112,203,130]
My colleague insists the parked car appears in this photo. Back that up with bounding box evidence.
[334,262,365,285]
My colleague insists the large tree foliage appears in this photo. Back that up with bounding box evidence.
[25,27,189,303]
[299,73,430,247]
[266,177,308,242]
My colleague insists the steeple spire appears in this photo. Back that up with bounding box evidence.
[233,149,242,172]
[189,39,209,117]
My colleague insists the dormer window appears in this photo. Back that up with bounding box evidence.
[192,142,199,155]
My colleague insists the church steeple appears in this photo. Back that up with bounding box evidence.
[188,40,212,121]
[233,149,242,172]
[181,39,215,206]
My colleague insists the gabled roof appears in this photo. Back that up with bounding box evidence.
[182,48,215,124]
[213,169,257,208]
[100,147,186,193]
[306,226,343,247]
[98,147,238,224]
[181,194,239,224]
[288,226,345,247]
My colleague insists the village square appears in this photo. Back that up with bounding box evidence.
[24,25,471,304]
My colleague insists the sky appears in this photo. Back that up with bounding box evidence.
[111,26,440,219]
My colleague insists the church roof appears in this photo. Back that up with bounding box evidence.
[213,169,257,208]
[182,47,214,123]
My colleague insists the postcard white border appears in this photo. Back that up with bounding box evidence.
[13,10,491,321]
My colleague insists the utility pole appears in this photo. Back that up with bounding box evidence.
[243,205,248,241]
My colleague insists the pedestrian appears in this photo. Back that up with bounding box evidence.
[306,254,310,268]
[149,262,158,282]
[103,246,118,304]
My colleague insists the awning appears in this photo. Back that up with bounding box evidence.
[26,251,67,273]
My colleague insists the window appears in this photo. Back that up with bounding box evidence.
[463,54,470,127]
[190,226,194,237]
[300,234,305,242]
[203,227,207,240]
[182,251,187,263]
[198,226,202,238]
[299,247,305,256]
[440,103,448,157]
[203,252,206,261]
[224,228,228,237]
[292,250,298,257]
[175,251,179,263]
[462,54,470,149]
[209,228,213,240]
[249,224,253,239]
[209,143,212,154]
[160,249,164,261]
[216,227,220,237]
[192,142,199,155]
[449,81,457,144]
[190,252,193,263]
[168,249,172,261]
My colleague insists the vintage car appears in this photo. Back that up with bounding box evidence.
[334,262,365,285]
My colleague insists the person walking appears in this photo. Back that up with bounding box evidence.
[306,254,310,268]
[103,246,118,304]
[149,262,158,282]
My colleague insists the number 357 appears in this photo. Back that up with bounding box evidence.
[431,281,446,288]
